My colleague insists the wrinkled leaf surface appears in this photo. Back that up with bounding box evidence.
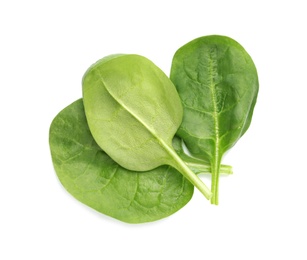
[170,35,258,204]
[49,99,194,223]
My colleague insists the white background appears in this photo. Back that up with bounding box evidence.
[1,0,306,259]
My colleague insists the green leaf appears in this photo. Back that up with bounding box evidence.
[170,35,259,204]
[82,54,212,200]
[49,99,194,223]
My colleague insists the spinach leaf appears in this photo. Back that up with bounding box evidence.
[49,99,194,223]
[170,35,259,204]
[82,54,212,200]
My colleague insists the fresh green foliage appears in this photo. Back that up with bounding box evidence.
[49,99,194,223]
[49,35,258,222]
[82,54,212,199]
[49,99,231,223]
[170,35,259,204]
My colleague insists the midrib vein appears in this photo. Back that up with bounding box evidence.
[208,48,220,165]
[98,75,174,157]
[97,74,212,200]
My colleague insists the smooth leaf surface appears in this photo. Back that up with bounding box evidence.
[170,35,259,204]
[82,54,212,199]
[49,99,194,223]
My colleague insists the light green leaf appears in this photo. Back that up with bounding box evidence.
[82,54,212,199]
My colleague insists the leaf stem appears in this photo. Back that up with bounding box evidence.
[220,164,233,175]
[185,162,232,175]
[170,149,212,200]
[210,157,222,205]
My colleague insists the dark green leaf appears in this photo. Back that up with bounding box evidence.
[170,35,259,204]
[49,99,194,223]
